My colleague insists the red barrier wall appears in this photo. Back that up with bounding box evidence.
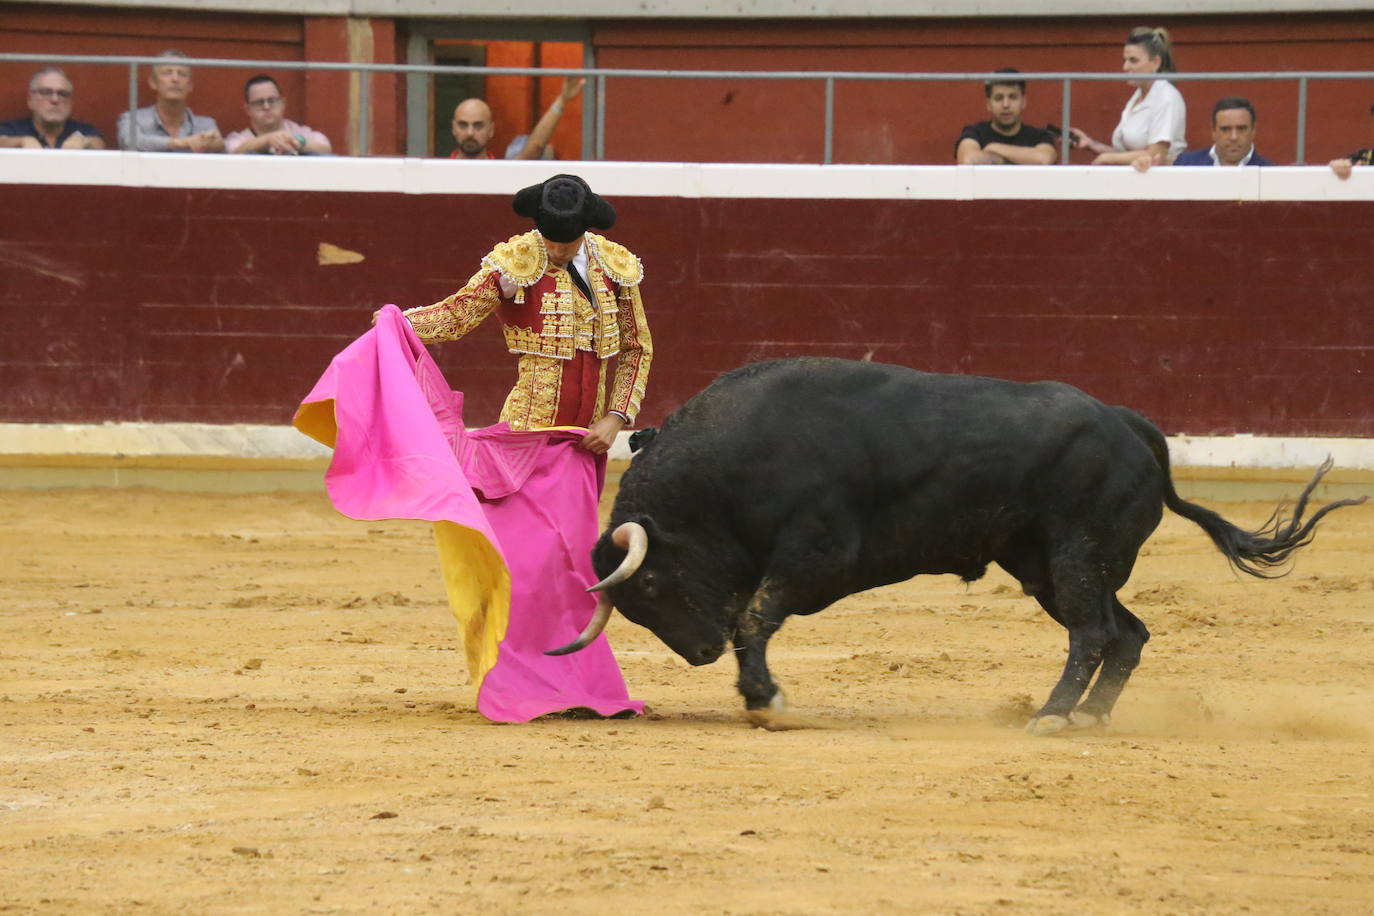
[2,182,1369,437]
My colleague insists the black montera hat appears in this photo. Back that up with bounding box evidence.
[511,174,617,243]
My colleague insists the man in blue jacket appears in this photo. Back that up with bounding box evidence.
[1134,97,1273,171]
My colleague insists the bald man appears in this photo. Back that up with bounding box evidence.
[448,77,584,160]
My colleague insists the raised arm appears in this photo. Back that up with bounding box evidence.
[514,78,586,161]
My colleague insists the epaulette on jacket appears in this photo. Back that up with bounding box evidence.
[587,234,644,287]
[481,231,548,288]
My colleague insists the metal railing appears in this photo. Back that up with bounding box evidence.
[3,52,1372,163]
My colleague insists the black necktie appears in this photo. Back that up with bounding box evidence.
[567,262,593,302]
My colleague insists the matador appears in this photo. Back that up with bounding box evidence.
[401,174,651,453]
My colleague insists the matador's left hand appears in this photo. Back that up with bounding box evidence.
[579,414,626,454]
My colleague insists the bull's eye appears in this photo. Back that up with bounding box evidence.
[641,570,658,597]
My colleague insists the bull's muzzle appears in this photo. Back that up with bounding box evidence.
[544,521,648,656]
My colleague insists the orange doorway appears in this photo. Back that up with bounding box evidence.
[431,39,585,159]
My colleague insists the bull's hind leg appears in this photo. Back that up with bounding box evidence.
[1071,599,1150,726]
[1025,565,1117,737]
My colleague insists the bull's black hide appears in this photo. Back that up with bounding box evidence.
[578,357,1365,733]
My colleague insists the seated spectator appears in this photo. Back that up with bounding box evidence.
[225,74,331,155]
[449,77,585,160]
[117,50,223,153]
[1070,27,1186,165]
[0,67,104,150]
[954,68,1056,165]
[1133,97,1273,171]
[1329,104,1374,180]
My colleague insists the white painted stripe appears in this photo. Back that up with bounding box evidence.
[4,150,1371,201]
[3,423,1373,469]
[1170,434,1374,471]
[0,423,332,461]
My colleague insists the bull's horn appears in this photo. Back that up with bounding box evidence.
[544,594,613,657]
[544,522,647,657]
[587,521,648,593]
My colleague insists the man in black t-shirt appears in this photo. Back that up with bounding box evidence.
[954,68,1056,165]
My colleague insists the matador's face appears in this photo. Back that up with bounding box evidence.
[542,234,584,268]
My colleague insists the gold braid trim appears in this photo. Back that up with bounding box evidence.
[587,234,643,287]
[481,231,549,289]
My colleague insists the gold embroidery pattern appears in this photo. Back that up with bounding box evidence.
[609,281,652,422]
[402,268,502,343]
[502,325,541,355]
[593,358,608,422]
[503,322,574,359]
[540,289,572,316]
[499,354,564,430]
[587,263,621,359]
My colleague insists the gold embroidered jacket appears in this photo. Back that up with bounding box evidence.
[402,231,652,431]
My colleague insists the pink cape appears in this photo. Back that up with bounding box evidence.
[293,305,642,722]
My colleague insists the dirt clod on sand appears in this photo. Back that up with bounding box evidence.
[2,486,1373,913]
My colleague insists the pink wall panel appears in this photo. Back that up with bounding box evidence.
[1,185,1370,437]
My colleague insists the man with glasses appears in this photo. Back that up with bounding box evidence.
[117,49,223,153]
[225,74,331,155]
[0,67,105,150]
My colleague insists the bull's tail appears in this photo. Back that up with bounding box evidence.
[1114,407,1368,578]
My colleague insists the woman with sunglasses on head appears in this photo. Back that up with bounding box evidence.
[1069,27,1187,167]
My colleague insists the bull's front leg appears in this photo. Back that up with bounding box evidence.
[732,579,793,730]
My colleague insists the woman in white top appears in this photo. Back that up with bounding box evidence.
[1070,27,1187,165]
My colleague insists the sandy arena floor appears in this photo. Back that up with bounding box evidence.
[2,482,1373,915]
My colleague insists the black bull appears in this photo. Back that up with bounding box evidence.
[549,358,1365,733]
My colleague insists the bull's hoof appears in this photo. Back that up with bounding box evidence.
[745,689,795,731]
[1025,714,1070,736]
[1069,709,1111,730]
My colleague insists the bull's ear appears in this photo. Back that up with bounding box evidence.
[630,514,658,541]
[627,427,658,453]
[603,514,659,552]
[599,515,658,552]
